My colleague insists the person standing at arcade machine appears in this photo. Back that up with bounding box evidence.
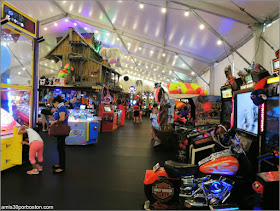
[51,95,69,174]
[117,100,126,126]
[139,101,143,123]
[148,104,152,117]
[133,103,140,123]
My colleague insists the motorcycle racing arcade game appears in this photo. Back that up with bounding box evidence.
[220,85,233,129]
[252,57,279,210]
[144,123,257,210]
[233,88,260,174]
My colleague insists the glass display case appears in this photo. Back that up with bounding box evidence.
[1,26,33,87]
[68,109,96,122]
[1,88,31,135]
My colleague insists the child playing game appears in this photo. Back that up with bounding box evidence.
[18,125,44,175]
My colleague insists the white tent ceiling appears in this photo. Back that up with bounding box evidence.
[6,0,279,85]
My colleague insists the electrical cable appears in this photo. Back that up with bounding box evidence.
[222,41,243,72]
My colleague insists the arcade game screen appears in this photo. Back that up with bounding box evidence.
[104,106,112,112]
[236,92,258,135]
[265,96,279,147]
[222,101,232,124]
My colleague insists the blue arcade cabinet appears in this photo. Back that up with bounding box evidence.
[66,109,99,145]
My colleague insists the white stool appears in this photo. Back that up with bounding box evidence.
[189,143,215,164]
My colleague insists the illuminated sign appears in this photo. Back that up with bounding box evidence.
[260,103,265,133]
[2,2,37,37]
[69,130,84,137]
[272,58,279,72]
[222,88,232,98]
[267,77,279,84]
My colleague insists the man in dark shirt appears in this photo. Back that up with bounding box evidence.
[179,106,189,119]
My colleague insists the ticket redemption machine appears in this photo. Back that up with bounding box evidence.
[1,1,39,170]
[99,104,118,132]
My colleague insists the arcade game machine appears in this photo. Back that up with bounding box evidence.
[66,106,99,145]
[220,85,233,129]
[192,95,222,126]
[1,1,39,170]
[233,87,259,173]
[98,86,118,132]
[252,55,279,210]
[99,104,118,132]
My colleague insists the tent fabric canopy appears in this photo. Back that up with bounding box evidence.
[6,0,279,84]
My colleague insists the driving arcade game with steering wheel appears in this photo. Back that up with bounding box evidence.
[220,85,233,129]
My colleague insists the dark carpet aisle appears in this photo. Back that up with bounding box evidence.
[1,118,174,210]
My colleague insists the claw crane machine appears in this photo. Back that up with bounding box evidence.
[1,1,39,171]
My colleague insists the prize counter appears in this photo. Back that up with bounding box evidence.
[66,109,101,145]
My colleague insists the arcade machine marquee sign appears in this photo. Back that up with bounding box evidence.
[2,2,37,38]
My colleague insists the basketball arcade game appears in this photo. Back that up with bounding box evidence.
[1,1,39,170]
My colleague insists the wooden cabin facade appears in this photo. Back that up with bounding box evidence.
[45,28,121,89]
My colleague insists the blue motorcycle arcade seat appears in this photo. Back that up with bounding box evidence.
[164,160,198,178]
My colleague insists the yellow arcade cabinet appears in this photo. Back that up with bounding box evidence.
[1,1,39,170]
